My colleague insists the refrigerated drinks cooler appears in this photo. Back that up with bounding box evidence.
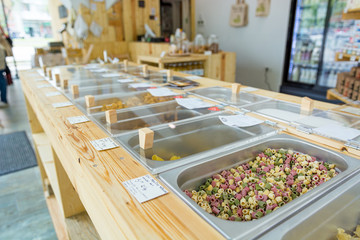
[281,0,356,101]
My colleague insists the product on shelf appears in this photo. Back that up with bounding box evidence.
[336,66,360,101]
[184,148,338,222]
[337,226,360,240]
[152,154,181,161]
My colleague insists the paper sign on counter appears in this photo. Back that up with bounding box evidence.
[147,87,177,97]
[37,84,53,89]
[129,83,154,89]
[52,102,73,108]
[67,116,90,125]
[122,174,168,203]
[90,68,107,73]
[340,107,360,116]
[90,137,119,151]
[175,98,214,109]
[102,73,122,78]
[314,124,360,142]
[45,92,62,97]
[219,114,264,128]
[241,87,259,92]
[117,79,134,83]
[186,76,202,80]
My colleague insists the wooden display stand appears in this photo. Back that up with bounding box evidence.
[326,88,360,107]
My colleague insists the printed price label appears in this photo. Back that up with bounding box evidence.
[117,79,134,83]
[176,98,214,109]
[314,124,360,142]
[208,107,220,111]
[350,55,356,61]
[338,53,343,60]
[341,107,360,115]
[186,76,203,80]
[45,92,62,97]
[90,137,119,151]
[129,83,154,89]
[102,73,123,78]
[37,84,52,89]
[52,102,73,108]
[241,87,259,92]
[147,87,177,97]
[90,68,107,73]
[122,174,168,203]
[67,116,90,125]
[219,114,264,128]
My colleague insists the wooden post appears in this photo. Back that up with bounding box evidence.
[105,110,117,124]
[43,65,47,76]
[232,83,241,94]
[71,85,79,95]
[62,79,68,89]
[47,69,52,80]
[167,70,173,82]
[142,65,148,78]
[301,97,314,113]
[139,128,154,150]
[55,74,61,85]
[85,95,95,108]
[123,59,128,72]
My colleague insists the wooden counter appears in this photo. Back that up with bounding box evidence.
[21,64,360,240]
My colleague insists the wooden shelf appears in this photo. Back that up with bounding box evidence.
[33,133,60,200]
[326,88,360,107]
[343,8,360,20]
[335,52,360,62]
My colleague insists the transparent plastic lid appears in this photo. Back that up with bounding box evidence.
[116,112,278,173]
[63,83,139,100]
[92,101,214,135]
[190,87,270,107]
[74,91,174,114]
[244,99,324,123]
[64,77,135,88]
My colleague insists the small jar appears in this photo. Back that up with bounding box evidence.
[208,34,219,53]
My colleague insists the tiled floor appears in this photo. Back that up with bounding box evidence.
[0,79,57,240]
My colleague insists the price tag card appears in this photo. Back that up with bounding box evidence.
[341,106,360,116]
[45,92,62,97]
[37,84,53,89]
[219,114,264,128]
[147,87,177,97]
[129,83,154,89]
[314,124,360,142]
[117,79,134,83]
[67,116,90,125]
[241,87,259,92]
[158,69,168,73]
[338,53,343,60]
[350,55,357,61]
[102,73,122,78]
[176,98,214,109]
[90,137,119,151]
[52,102,73,108]
[90,68,107,73]
[122,174,168,203]
[186,76,203,80]
[84,64,101,69]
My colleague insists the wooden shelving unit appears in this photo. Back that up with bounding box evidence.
[335,52,360,62]
[326,88,360,107]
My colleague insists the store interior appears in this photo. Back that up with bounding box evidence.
[1,0,360,239]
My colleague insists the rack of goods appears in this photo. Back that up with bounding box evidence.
[22,61,360,239]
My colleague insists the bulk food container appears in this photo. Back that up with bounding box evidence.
[116,111,279,173]
[74,91,174,114]
[91,100,213,135]
[260,173,360,240]
[189,87,270,108]
[159,134,360,239]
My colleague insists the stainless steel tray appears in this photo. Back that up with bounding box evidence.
[115,112,278,174]
[189,87,270,107]
[260,173,360,240]
[159,134,360,240]
[91,101,212,135]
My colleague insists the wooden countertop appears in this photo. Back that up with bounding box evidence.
[21,64,360,240]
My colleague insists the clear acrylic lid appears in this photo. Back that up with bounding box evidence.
[243,99,324,124]
[116,112,278,173]
[189,87,270,107]
[91,101,214,135]
[74,91,174,114]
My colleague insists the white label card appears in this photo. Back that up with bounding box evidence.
[52,102,73,108]
[90,137,119,151]
[340,107,360,116]
[314,124,360,142]
[102,73,122,78]
[158,69,168,73]
[45,92,62,97]
[117,79,134,83]
[129,83,154,88]
[351,56,356,62]
[175,98,214,109]
[241,87,259,92]
[84,64,100,69]
[219,114,264,128]
[186,76,202,80]
[67,116,90,125]
[37,84,53,89]
[147,88,177,97]
[90,68,107,73]
[122,174,168,203]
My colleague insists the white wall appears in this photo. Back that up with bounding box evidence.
[195,0,291,91]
